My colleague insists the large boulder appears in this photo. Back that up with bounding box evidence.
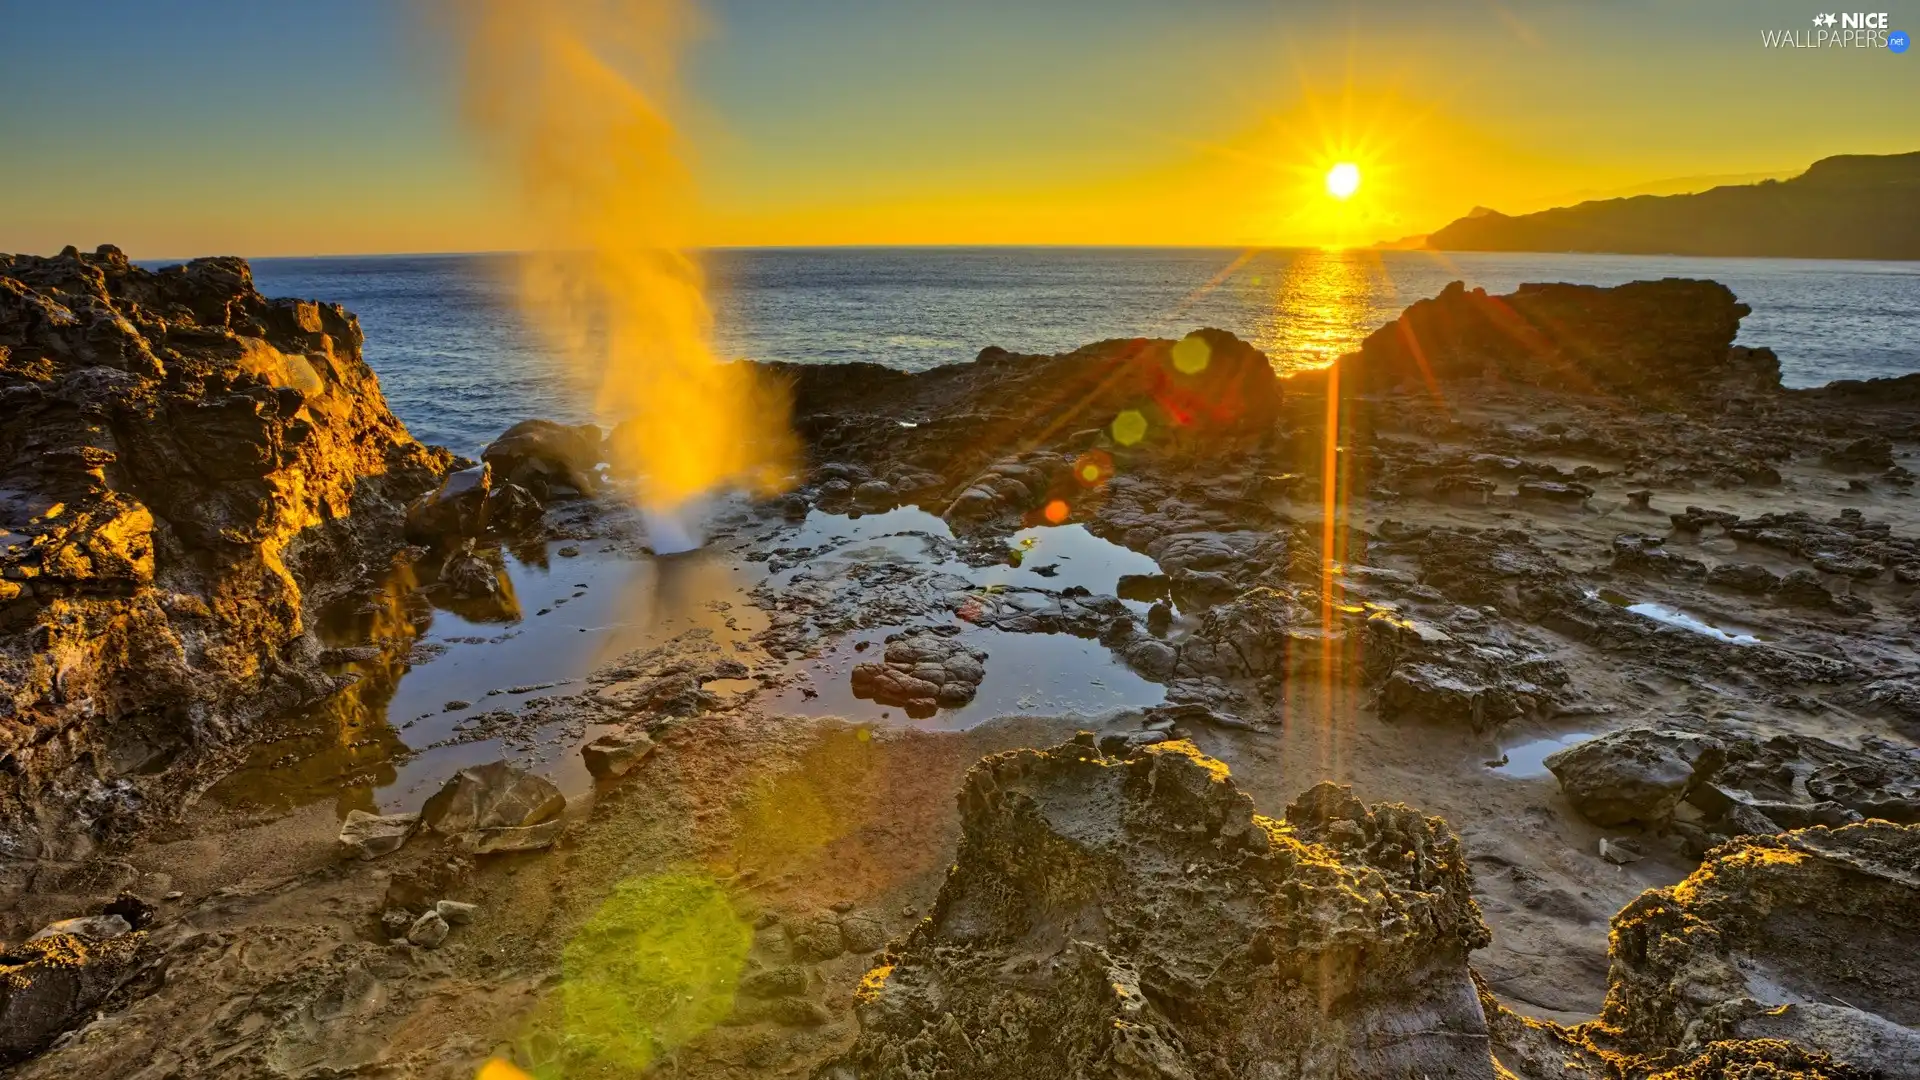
[1600,822,1920,1076]
[820,737,1495,1079]
[419,760,566,854]
[0,245,451,853]
[1330,278,1770,401]
[1544,727,1726,826]
[482,419,602,498]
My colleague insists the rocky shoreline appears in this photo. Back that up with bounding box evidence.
[2,250,1917,1077]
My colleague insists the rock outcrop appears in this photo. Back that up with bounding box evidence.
[0,245,450,852]
[820,736,1495,1079]
[1329,278,1773,401]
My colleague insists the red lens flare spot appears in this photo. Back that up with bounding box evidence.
[1043,499,1069,524]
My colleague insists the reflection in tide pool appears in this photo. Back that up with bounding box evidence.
[1491,732,1593,779]
[1593,588,1768,645]
[208,541,765,815]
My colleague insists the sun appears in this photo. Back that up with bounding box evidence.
[1325,162,1361,200]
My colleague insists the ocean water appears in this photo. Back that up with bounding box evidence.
[245,247,1920,455]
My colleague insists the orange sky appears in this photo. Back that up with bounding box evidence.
[1,1,1914,257]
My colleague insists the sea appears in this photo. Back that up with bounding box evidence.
[242,247,1920,456]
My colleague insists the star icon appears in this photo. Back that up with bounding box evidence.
[1824,13,1839,26]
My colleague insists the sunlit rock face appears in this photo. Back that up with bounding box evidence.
[821,736,1496,1080]
[0,244,450,853]
[1332,278,1777,400]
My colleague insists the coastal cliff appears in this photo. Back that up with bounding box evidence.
[0,245,450,855]
[1427,151,1920,260]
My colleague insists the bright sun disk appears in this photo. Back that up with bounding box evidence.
[1325,162,1361,200]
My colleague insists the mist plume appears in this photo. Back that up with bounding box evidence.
[448,0,794,514]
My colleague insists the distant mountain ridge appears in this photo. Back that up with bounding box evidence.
[1427,151,1920,260]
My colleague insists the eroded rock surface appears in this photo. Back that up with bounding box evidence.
[0,245,449,851]
[821,736,1494,1080]
[1491,821,1920,1080]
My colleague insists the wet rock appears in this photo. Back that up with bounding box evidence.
[1544,728,1726,826]
[419,761,565,854]
[439,540,501,600]
[1706,561,1780,593]
[581,729,656,779]
[849,628,986,716]
[0,246,451,850]
[406,910,450,949]
[1600,822,1920,1076]
[336,809,418,860]
[851,479,894,511]
[484,419,602,497]
[0,930,147,1063]
[821,738,1493,1079]
[482,480,543,533]
[404,464,491,545]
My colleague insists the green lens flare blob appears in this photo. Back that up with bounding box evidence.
[1171,334,1211,375]
[531,871,751,1076]
[1112,410,1149,446]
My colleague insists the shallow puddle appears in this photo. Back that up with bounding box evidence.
[763,621,1165,729]
[1490,732,1593,779]
[1594,588,1768,645]
[208,541,766,814]
[210,505,1176,819]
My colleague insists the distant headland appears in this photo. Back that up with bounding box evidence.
[1426,150,1920,260]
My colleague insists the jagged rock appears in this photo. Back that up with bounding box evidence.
[849,628,986,717]
[581,729,656,779]
[0,930,148,1063]
[336,809,418,860]
[482,480,543,533]
[404,464,490,545]
[439,540,501,600]
[1331,278,1765,400]
[820,737,1494,1079]
[483,419,602,497]
[418,761,565,854]
[1601,823,1920,1076]
[384,855,473,912]
[0,246,451,852]
[1706,561,1780,593]
[1545,728,1726,826]
[434,900,478,925]
[406,910,450,949]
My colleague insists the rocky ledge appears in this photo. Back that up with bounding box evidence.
[819,738,1918,1080]
[820,736,1494,1079]
[0,246,450,854]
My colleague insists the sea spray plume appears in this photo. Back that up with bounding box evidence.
[447,0,795,527]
